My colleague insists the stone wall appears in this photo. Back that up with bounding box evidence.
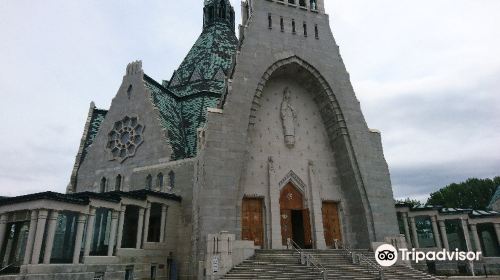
[76,64,173,193]
[195,0,398,266]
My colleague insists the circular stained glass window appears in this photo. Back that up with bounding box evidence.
[107,116,145,162]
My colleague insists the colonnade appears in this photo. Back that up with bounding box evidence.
[0,201,170,266]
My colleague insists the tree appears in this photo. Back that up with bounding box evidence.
[396,198,422,208]
[426,176,500,210]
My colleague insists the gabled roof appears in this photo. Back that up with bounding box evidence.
[81,107,107,163]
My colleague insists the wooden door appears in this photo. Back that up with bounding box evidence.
[322,202,342,247]
[280,209,292,245]
[241,198,264,246]
[302,209,312,247]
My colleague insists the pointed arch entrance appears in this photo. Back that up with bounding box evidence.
[280,183,312,248]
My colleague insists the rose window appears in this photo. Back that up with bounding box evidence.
[107,116,144,162]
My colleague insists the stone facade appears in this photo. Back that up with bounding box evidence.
[0,1,426,279]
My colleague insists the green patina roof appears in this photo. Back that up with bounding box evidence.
[86,2,237,162]
[168,21,237,97]
[81,108,107,163]
[145,74,225,160]
[488,186,500,209]
[143,12,237,160]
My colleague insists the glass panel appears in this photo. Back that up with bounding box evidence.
[0,221,29,272]
[478,223,500,257]
[91,208,112,256]
[445,219,467,251]
[51,212,77,263]
[121,206,139,248]
[147,204,162,243]
[415,216,436,248]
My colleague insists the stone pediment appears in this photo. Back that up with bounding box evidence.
[278,170,307,193]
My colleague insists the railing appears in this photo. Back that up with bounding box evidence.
[337,241,384,280]
[287,238,328,280]
[0,263,17,274]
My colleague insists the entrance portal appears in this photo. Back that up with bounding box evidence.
[280,183,312,248]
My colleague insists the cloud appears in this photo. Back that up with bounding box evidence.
[0,1,498,201]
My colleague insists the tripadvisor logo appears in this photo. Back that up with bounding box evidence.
[374,243,482,267]
[375,244,398,267]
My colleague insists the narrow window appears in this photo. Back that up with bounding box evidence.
[299,0,306,7]
[280,17,284,32]
[315,24,319,39]
[100,178,106,193]
[151,265,157,280]
[168,171,175,189]
[115,174,122,191]
[125,266,134,280]
[292,20,296,34]
[157,173,164,191]
[208,6,214,21]
[126,85,132,99]
[288,0,296,4]
[268,13,272,29]
[310,0,317,10]
[303,22,307,36]
[146,175,152,190]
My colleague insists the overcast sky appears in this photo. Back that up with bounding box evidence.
[0,0,499,201]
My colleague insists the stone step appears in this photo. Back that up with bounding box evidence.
[221,249,439,280]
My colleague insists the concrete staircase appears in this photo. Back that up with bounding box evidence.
[221,249,439,280]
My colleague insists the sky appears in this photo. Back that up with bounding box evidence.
[0,0,499,201]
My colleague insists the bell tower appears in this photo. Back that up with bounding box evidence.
[203,0,235,30]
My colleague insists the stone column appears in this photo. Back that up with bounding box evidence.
[409,216,419,248]
[142,203,151,246]
[23,211,38,264]
[136,208,145,249]
[31,209,48,264]
[431,216,442,248]
[308,161,326,249]
[107,211,119,256]
[494,223,500,245]
[402,212,411,247]
[460,218,472,252]
[72,214,86,264]
[268,156,282,249]
[43,210,59,264]
[470,224,482,252]
[116,205,126,250]
[83,207,96,257]
[438,220,449,250]
[0,214,8,255]
[160,205,168,243]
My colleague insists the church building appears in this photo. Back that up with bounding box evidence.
[2,0,498,279]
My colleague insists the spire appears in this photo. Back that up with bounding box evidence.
[203,0,235,30]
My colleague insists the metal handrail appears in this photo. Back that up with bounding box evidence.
[0,263,15,273]
[287,238,328,280]
[337,241,384,280]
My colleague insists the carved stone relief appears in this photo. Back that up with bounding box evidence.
[280,87,297,148]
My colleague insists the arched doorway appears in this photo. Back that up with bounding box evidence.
[280,183,312,248]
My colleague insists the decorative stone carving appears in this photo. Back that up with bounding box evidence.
[125,60,143,76]
[268,156,275,172]
[107,116,145,162]
[280,87,297,148]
